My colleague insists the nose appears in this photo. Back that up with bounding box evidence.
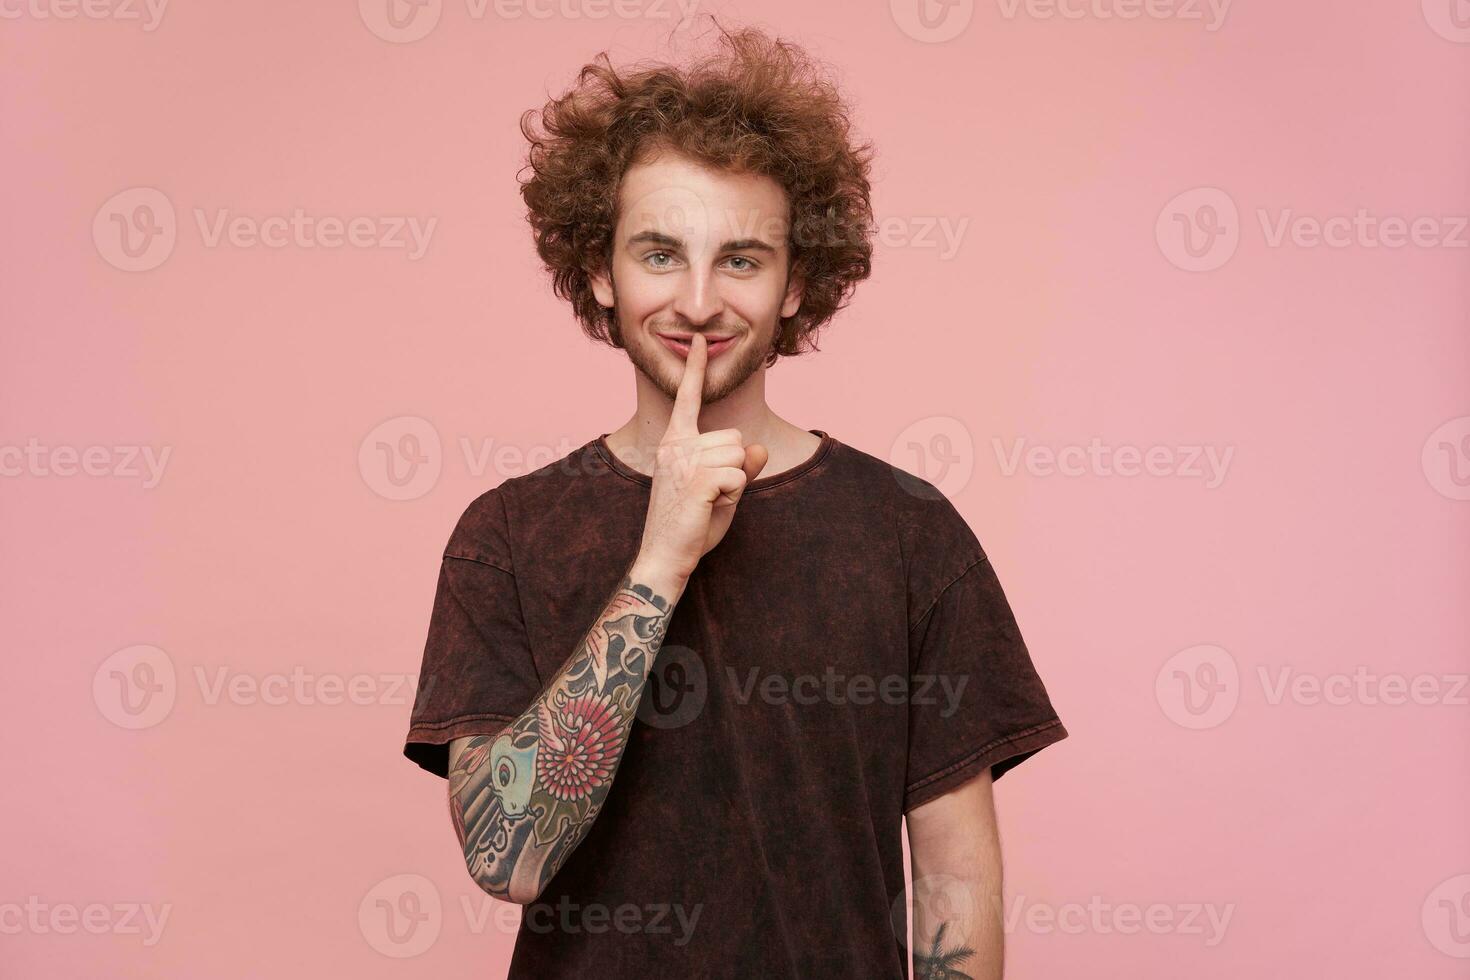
[670,266,724,327]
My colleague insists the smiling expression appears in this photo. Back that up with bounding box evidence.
[590,149,805,403]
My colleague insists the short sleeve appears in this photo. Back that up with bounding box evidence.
[402,489,544,779]
[903,553,1068,812]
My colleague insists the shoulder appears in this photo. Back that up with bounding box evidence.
[443,485,512,570]
[832,438,986,561]
[832,438,989,623]
[442,438,602,567]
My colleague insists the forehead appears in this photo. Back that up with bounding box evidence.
[614,150,791,247]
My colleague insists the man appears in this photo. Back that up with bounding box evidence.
[403,24,1068,979]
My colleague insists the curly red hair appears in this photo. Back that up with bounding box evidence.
[517,22,876,367]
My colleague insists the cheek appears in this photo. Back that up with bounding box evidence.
[614,273,674,319]
[723,278,785,318]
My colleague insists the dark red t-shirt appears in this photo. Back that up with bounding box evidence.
[403,429,1068,978]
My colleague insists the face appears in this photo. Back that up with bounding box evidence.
[590,149,804,403]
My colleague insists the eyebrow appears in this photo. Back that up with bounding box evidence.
[626,230,778,254]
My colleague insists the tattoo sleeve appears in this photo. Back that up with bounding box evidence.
[446,569,676,903]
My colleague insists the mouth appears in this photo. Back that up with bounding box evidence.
[657,333,736,360]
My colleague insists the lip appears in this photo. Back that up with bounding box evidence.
[657,333,736,360]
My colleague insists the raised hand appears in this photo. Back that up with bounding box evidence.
[636,333,769,583]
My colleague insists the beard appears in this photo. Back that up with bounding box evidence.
[617,313,771,404]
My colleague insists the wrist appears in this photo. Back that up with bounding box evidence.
[627,554,689,605]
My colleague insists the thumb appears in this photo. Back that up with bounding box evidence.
[742,444,769,485]
[716,444,769,508]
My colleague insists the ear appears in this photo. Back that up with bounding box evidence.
[779,267,805,319]
[589,263,615,309]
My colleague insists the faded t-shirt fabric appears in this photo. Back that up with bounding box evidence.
[403,429,1068,979]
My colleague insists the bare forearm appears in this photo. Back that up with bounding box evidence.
[449,556,686,904]
[908,772,1006,979]
[911,870,1003,980]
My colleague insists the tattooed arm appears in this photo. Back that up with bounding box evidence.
[449,334,765,904]
[447,557,687,905]
[906,768,1004,980]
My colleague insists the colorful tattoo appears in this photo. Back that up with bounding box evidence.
[447,575,673,900]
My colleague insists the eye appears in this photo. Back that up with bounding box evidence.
[726,256,758,272]
[497,762,512,785]
[645,250,675,269]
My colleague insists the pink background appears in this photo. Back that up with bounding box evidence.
[3,1,1468,976]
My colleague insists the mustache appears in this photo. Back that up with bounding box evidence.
[651,323,745,336]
